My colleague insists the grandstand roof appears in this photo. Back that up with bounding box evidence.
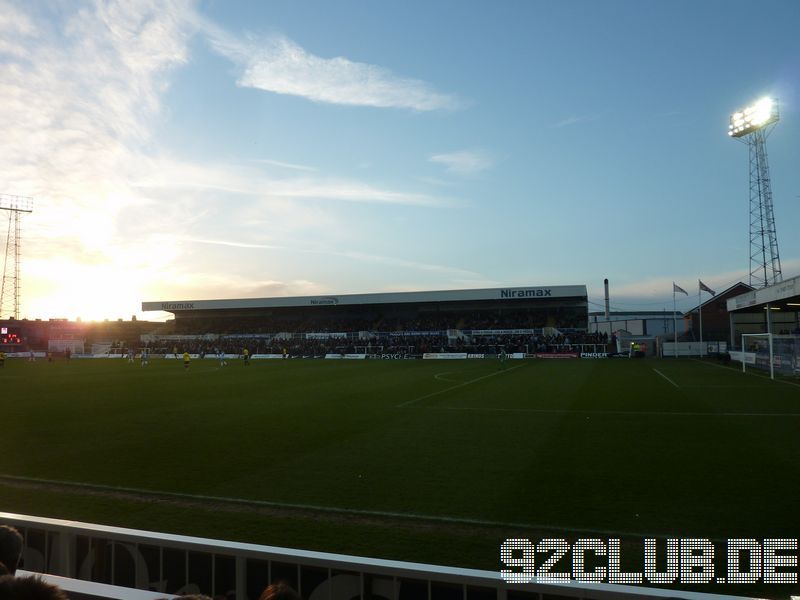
[726,273,800,312]
[143,285,587,313]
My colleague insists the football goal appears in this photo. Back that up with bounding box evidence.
[741,333,800,379]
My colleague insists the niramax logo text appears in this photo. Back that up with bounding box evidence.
[501,288,552,298]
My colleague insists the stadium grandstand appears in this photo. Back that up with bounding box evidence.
[0,318,163,357]
[725,273,800,377]
[726,273,800,338]
[140,285,611,356]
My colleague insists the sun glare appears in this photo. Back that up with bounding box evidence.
[23,256,148,321]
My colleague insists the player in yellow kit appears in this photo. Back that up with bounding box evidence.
[183,351,190,370]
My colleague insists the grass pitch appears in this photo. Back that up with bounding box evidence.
[1,356,799,572]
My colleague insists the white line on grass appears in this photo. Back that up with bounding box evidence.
[397,364,525,408]
[690,358,800,389]
[680,385,766,388]
[652,368,679,388]
[0,472,700,540]
[429,406,800,418]
[433,371,460,383]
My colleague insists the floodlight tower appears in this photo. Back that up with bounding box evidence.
[728,97,781,288]
[0,194,34,319]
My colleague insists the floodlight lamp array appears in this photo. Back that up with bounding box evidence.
[728,97,778,137]
[0,194,34,213]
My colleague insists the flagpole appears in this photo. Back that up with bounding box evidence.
[698,281,704,358]
[673,284,678,358]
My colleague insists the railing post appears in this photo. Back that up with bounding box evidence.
[54,530,76,577]
[235,555,247,600]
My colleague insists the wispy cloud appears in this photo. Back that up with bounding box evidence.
[0,0,194,192]
[552,115,594,128]
[0,0,198,319]
[333,250,481,279]
[132,156,454,207]
[251,158,316,172]
[429,150,493,176]
[201,24,461,111]
[0,1,38,57]
[179,236,479,280]
[413,176,455,187]
[142,270,325,305]
[179,237,283,250]
[0,1,466,319]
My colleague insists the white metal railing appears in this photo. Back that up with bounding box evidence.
[1,512,757,600]
[17,571,174,600]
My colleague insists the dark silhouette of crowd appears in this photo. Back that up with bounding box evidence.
[173,308,588,337]
[0,524,301,600]
[0,526,22,577]
[132,329,609,358]
[0,525,69,600]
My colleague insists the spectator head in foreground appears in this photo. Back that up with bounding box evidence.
[0,575,69,600]
[259,581,301,600]
[0,526,23,575]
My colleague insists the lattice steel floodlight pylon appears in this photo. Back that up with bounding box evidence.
[0,194,34,320]
[728,97,782,289]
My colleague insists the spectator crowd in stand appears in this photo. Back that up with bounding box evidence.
[173,308,587,337]
[9,308,611,356]
[133,330,609,358]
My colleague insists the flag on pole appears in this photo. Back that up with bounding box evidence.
[699,280,716,295]
[673,283,688,296]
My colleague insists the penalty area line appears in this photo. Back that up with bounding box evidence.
[652,368,679,388]
[397,364,526,408]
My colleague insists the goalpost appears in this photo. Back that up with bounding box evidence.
[741,333,800,380]
[742,333,773,379]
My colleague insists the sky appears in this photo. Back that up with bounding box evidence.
[0,0,799,322]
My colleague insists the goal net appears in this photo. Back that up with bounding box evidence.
[48,339,85,354]
[615,334,658,357]
[741,333,800,379]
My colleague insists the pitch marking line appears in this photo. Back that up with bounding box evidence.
[0,473,701,540]
[681,384,765,388]
[397,364,525,408]
[690,358,800,389]
[434,371,461,383]
[652,368,679,388]
[429,406,800,418]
